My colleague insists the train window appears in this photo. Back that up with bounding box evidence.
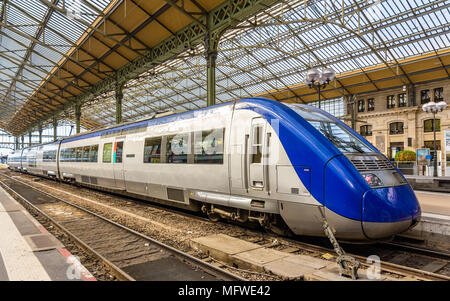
[59,149,65,162]
[43,150,56,162]
[103,143,112,163]
[115,142,124,163]
[194,129,224,164]
[75,147,83,162]
[62,148,70,162]
[143,137,161,163]
[251,125,263,163]
[309,121,372,153]
[89,145,98,162]
[287,104,373,154]
[28,154,36,167]
[167,134,189,163]
[82,146,90,162]
[71,148,77,162]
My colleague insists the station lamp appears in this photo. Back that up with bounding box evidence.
[422,100,448,177]
[304,68,336,109]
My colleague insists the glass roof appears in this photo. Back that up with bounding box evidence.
[1,0,449,130]
[0,0,111,122]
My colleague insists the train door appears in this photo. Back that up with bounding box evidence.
[248,118,266,190]
[113,140,126,189]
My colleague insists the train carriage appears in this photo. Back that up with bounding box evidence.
[7,98,421,242]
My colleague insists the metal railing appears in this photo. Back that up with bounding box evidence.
[392,161,446,177]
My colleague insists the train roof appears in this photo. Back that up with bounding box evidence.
[16,97,305,147]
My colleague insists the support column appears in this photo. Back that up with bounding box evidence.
[205,16,220,107]
[53,116,58,141]
[345,95,356,130]
[38,123,42,144]
[21,136,24,149]
[115,83,124,124]
[15,136,19,150]
[206,50,217,107]
[75,102,81,134]
[28,132,32,147]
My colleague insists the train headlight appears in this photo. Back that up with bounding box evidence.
[361,173,383,187]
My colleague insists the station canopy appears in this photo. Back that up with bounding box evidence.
[0,0,449,136]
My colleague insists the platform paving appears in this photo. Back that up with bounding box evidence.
[232,247,290,272]
[0,185,94,281]
[190,233,261,263]
[191,234,399,281]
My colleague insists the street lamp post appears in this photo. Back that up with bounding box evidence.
[422,101,448,177]
[304,68,336,109]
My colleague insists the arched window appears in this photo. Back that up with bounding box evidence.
[360,125,372,137]
[357,100,365,112]
[424,119,440,132]
[389,122,404,135]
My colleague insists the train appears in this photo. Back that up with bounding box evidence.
[6,97,421,242]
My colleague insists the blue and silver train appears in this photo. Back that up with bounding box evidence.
[7,98,421,242]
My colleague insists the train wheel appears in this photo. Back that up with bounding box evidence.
[207,212,220,222]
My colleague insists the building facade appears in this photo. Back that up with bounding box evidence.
[344,79,450,175]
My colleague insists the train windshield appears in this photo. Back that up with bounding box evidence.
[287,104,373,153]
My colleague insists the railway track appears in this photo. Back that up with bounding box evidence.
[0,173,243,281]
[2,170,449,281]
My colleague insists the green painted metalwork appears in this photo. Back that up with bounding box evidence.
[75,103,81,134]
[20,0,280,135]
[116,83,124,124]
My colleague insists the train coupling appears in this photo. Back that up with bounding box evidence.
[322,220,360,280]
[317,206,360,280]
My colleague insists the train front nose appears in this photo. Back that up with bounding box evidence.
[362,184,421,240]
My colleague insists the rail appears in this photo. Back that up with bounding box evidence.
[0,173,243,281]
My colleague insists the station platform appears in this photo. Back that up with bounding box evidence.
[406,175,450,193]
[401,190,450,246]
[0,185,95,281]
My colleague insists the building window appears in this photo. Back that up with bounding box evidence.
[424,140,441,161]
[387,95,395,109]
[420,89,430,104]
[389,122,404,135]
[357,100,365,112]
[346,101,353,115]
[390,142,404,160]
[424,119,440,132]
[360,125,372,137]
[398,93,407,107]
[367,98,375,111]
[434,87,443,102]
